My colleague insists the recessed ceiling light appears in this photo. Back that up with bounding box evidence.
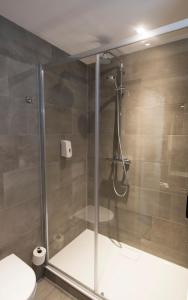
[145,43,151,46]
[135,26,147,35]
[135,26,152,39]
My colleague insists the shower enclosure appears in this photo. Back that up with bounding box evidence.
[39,23,188,300]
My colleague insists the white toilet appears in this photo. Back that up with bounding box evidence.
[0,254,36,300]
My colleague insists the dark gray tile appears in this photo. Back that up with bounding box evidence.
[72,174,87,215]
[0,76,9,96]
[0,54,8,78]
[170,193,188,225]
[45,71,75,110]
[45,107,72,135]
[16,135,40,168]
[0,16,52,64]
[72,109,88,140]
[72,136,87,161]
[168,135,188,174]
[8,58,37,96]
[0,176,4,210]
[0,135,18,172]
[0,97,10,134]
[0,224,41,264]
[8,97,39,135]
[3,167,41,207]
[151,218,188,254]
[46,134,62,163]
[0,199,41,251]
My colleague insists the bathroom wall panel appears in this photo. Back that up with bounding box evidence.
[0,15,68,264]
[0,55,42,264]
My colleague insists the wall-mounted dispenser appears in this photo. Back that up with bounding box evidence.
[61,140,72,158]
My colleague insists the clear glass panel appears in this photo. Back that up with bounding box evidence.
[96,29,188,299]
[43,27,188,300]
[43,58,96,291]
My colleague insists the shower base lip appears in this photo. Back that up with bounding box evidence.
[45,264,104,300]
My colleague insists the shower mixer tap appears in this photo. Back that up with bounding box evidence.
[112,157,131,170]
[101,51,129,197]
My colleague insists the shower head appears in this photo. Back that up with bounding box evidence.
[100,51,124,67]
[100,52,124,81]
[100,52,114,64]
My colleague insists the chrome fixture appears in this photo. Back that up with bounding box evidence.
[25,96,33,104]
[102,53,130,197]
[100,52,114,64]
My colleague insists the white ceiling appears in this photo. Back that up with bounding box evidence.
[0,0,188,55]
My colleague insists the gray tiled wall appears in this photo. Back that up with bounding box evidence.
[88,39,188,268]
[2,12,188,272]
[0,15,67,264]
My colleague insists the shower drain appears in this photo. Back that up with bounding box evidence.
[100,292,105,297]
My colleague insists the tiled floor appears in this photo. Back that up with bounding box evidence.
[34,278,77,300]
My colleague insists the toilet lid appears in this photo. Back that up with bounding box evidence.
[0,254,36,300]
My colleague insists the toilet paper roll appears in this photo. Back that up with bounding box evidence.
[32,246,46,266]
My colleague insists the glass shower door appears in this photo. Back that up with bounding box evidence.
[43,58,96,293]
[42,29,188,300]
[95,33,188,300]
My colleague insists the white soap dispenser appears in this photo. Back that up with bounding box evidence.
[60,140,72,158]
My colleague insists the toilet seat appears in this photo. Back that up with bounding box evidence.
[0,254,36,300]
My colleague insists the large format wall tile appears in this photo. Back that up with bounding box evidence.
[3,166,40,207]
[0,96,10,134]
[0,199,41,249]
[88,39,188,268]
